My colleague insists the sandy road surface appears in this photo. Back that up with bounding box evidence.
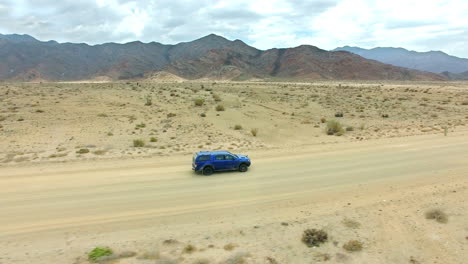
[1,133,467,263]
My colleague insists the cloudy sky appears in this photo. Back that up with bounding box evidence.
[1,0,467,57]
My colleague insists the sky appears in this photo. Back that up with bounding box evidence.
[0,0,467,57]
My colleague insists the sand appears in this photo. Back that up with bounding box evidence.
[0,80,467,263]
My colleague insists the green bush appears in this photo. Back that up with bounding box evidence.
[88,247,113,261]
[215,104,225,111]
[133,139,145,147]
[194,98,205,106]
[326,120,344,136]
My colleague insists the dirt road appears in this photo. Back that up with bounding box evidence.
[1,133,467,263]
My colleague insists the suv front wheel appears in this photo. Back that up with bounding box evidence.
[202,166,214,176]
[239,164,248,172]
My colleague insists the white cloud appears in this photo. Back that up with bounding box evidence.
[0,0,466,57]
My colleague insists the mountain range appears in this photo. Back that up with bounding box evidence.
[0,33,447,81]
[333,46,468,74]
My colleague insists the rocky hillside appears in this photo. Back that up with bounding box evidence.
[0,33,445,81]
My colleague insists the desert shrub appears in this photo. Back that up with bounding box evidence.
[326,120,344,135]
[335,112,344,117]
[133,139,145,147]
[88,247,113,262]
[425,209,448,223]
[97,113,108,117]
[17,118,24,121]
[93,150,107,155]
[150,137,158,142]
[302,229,328,247]
[76,148,90,154]
[107,132,113,136]
[223,243,238,251]
[200,113,206,117]
[382,114,389,118]
[194,98,205,106]
[167,113,176,118]
[213,94,222,102]
[251,128,258,137]
[343,240,363,252]
[461,101,468,105]
[145,94,152,106]
[0,116,6,121]
[346,126,354,132]
[234,124,242,130]
[183,244,196,254]
[135,123,146,129]
[36,109,45,113]
[215,104,225,111]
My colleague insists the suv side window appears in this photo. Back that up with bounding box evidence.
[225,155,235,160]
[197,155,210,161]
[215,155,225,160]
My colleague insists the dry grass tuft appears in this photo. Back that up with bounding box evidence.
[250,128,258,137]
[343,240,363,252]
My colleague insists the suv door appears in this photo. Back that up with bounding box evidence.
[224,154,237,170]
[213,155,227,170]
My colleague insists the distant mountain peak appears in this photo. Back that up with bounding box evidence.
[0,33,38,43]
[334,46,468,74]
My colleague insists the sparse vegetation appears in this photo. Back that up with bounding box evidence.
[133,139,145,147]
[213,94,222,102]
[194,98,205,106]
[425,209,448,223]
[234,124,242,130]
[215,104,225,111]
[145,94,152,106]
[326,120,344,136]
[302,229,328,247]
[97,113,108,117]
[183,244,196,254]
[343,240,363,252]
[88,247,113,262]
[224,243,238,251]
[76,148,90,154]
[150,137,158,142]
[135,123,146,129]
[251,128,258,136]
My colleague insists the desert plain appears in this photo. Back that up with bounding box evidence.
[0,80,467,264]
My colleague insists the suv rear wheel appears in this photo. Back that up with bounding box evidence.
[202,166,214,176]
[239,163,248,172]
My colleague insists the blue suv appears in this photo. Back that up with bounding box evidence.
[192,151,251,175]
